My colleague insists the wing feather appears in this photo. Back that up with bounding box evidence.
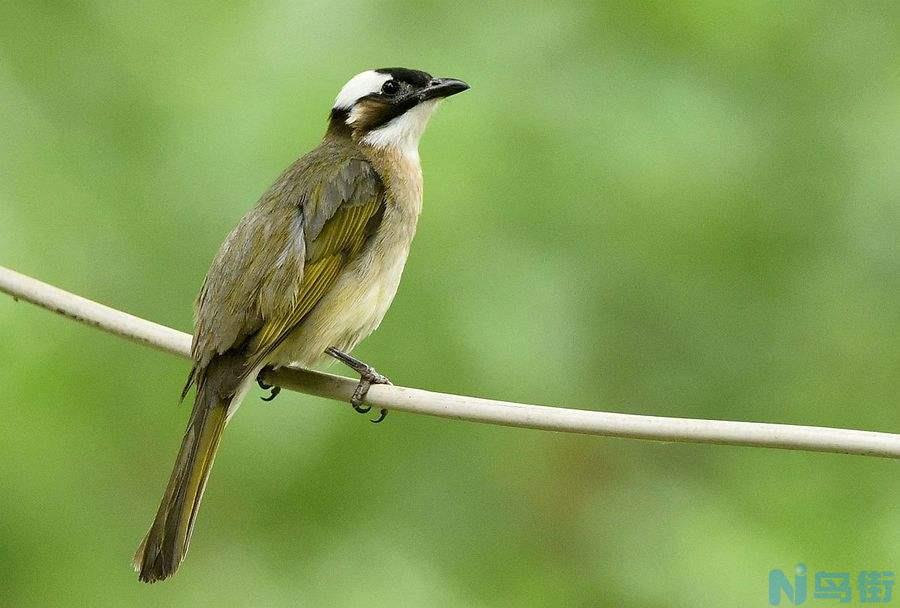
[186,142,385,392]
[246,197,382,368]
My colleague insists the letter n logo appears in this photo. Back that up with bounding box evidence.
[769,564,807,605]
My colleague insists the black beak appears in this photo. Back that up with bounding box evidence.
[418,77,470,102]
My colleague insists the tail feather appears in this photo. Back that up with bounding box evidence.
[133,391,228,583]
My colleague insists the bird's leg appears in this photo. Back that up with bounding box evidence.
[256,366,281,402]
[325,347,390,423]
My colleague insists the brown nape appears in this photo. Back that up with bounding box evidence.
[326,98,403,140]
[325,108,353,139]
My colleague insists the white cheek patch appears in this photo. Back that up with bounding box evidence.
[346,104,366,125]
[334,70,391,110]
[361,99,441,155]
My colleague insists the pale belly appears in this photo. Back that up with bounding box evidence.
[224,149,423,421]
[268,205,416,369]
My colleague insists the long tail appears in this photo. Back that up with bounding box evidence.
[133,386,230,583]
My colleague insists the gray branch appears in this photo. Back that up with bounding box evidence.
[2,265,898,459]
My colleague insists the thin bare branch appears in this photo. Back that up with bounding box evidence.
[2,265,898,459]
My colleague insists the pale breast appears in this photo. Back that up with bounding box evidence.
[272,149,423,367]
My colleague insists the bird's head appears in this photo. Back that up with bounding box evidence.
[328,68,469,154]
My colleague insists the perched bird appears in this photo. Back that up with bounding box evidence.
[133,68,469,582]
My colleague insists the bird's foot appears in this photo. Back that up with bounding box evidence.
[257,367,281,402]
[325,347,390,423]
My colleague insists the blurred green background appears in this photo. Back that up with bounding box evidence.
[1,1,898,606]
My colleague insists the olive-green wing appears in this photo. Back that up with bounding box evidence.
[245,183,385,369]
[187,149,384,391]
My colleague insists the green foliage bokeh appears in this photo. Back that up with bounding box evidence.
[1,2,897,606]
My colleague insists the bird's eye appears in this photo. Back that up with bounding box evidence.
[381,80,400,96]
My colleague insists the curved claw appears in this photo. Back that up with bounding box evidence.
[260,386,281,402]
[326,347,391,424]
[351,401,371,414]
[256,367,281,402]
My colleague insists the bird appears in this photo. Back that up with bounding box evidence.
[133,67,469,582]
